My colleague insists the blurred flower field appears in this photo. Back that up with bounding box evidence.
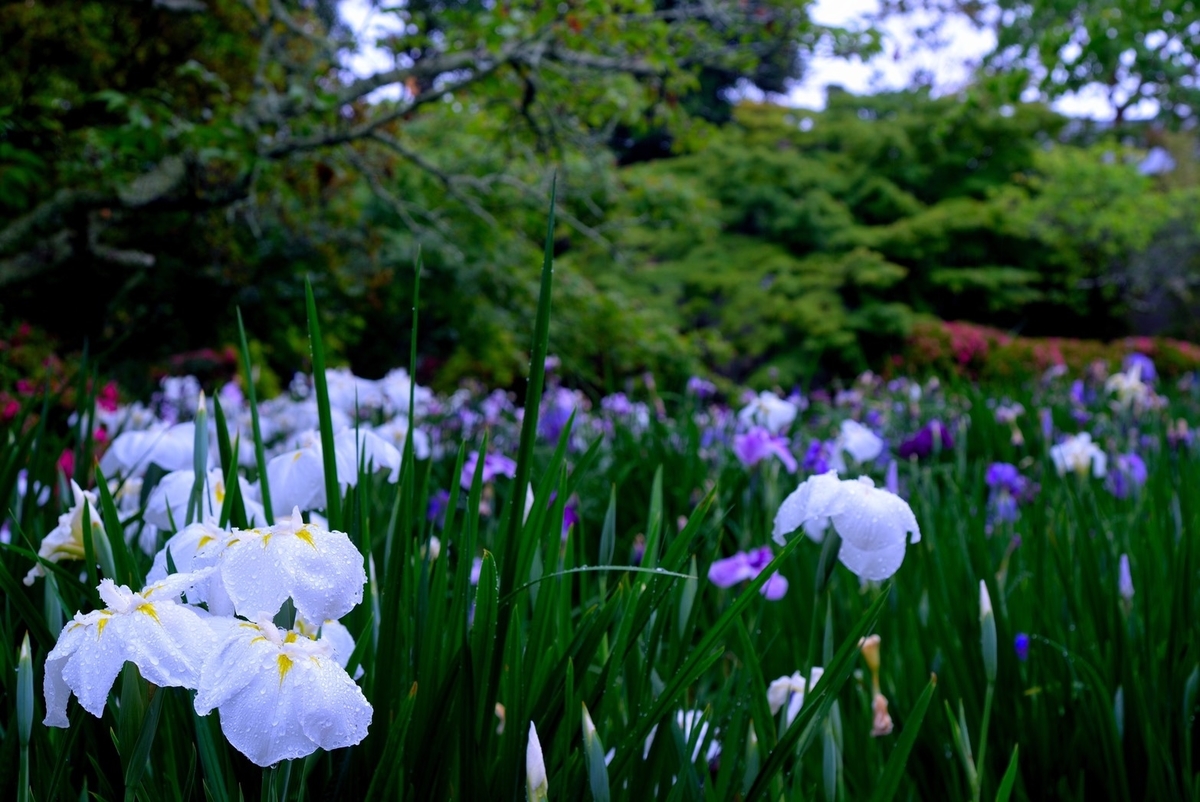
[2,266,1199,801]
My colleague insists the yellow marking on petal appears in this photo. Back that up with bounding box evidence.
[214,482,226,503]
[96,616,110,637]
[240,622,260,630]
[284,631,299,644]
[227,538,240,547]
[294,527,316,548]
[138,605,160,624]
[197,535,214,548]
[277,653,294,683]
[261,534,271,547]
[292,451,303,462]
[250,636,268,644]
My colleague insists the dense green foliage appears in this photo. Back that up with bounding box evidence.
[563,92,1200,388]
[1,266,1198,800]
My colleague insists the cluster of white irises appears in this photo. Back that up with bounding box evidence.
[41,509,372,767]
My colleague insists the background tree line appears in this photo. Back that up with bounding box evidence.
[3,0,1199,393]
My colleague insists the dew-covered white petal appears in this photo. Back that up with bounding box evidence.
[773,473,921,581]
[194,618,371,767]
[43,576,219,727]
[772,471,847,545]
[828,477,921,581]
[219,509,366,622]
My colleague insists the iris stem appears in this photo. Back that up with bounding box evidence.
[974,681,995,802]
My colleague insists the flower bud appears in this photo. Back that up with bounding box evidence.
[870,693,893,737]
[980,580,997,683]
[1118,553,1134,603]
[17,633,33,746]
[859,635,881,676]
[527,722,548,802]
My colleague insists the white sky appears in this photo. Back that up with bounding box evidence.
[793,0,1158,120]
[339,0,1154,120]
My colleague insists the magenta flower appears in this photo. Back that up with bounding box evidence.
[733,427,798,473]
[707,546,789,600]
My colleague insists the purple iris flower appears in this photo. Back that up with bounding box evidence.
[687,376,718,399]
[985,463,1025,493]
[897,420,953,459]
[802,440,833,473]
[460,450,518,490]
[1040,408,1054,440]
[885,460,900,495]
[427,489,451,527]
[733,427,798,473]
[1069,380,1087,406]
[562,500,580,540]
[707,546,788,600]
[601,392,634,415]
[985,463,1028,527]
[539,386,582,442]
[1106,453,1148,499]
[481,390,513,424]
[1014,633,1030,662]
[548,491,582,540]
[1124,353,1156,382]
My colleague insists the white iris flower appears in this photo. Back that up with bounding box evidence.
[829,419,884,472]
[219,508,367,623]
[194,616,372,767]
[23,480,106,586]
[266,429,401,517]
[773,471,921,581]
[1050,432,1107,477]
[145,468,265,531]
[43,573,220,726]
[737,391,798,434]
[767,671,807,727]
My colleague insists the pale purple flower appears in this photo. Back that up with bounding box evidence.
[733,427,798,473]
[707,546,788,600]
[687,377,717,399]
[539,387,581,442]
[461,451,518,490]
[985,463,1026,495]
[601,393,634,416]
[1106,453,1147,499]
[1070,380,1087,406]
[1123,353,1156,383]
[985,463,1026,526]
[482,390,513,425]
